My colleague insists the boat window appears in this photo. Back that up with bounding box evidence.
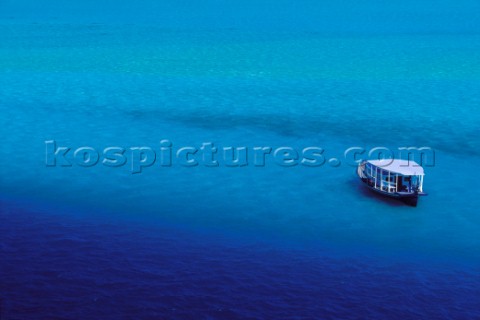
[385,174,396,182]
[366,163,373,173]
[412,176,419,186]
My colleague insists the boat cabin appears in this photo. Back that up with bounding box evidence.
[361,159,425,194]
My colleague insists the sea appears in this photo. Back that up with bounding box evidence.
[1,0,480,319]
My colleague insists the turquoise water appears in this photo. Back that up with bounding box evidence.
[1,1,480,318]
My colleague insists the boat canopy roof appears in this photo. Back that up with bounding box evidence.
[366,159,425,176]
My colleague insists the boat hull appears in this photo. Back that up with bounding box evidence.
[360,177,420,206]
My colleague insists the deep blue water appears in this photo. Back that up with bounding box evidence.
[2,198,480,319]
[1,1,480,319]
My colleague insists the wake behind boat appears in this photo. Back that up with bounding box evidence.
[357,159,427,207]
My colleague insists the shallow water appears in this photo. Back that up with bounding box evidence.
[1,2,480,318]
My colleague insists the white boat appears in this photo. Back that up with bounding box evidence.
[357,159,427,206]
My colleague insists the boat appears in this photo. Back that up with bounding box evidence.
[357,159,427,206]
